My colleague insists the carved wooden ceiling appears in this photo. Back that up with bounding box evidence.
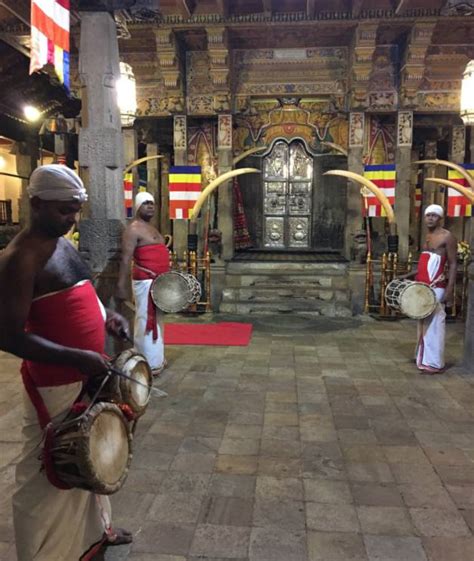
[0,0,474,137]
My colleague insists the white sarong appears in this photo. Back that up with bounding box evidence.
[13,382,111,561]
[416,287,446,371]
[132,279,165,371]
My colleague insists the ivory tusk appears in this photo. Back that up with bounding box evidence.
[413,159,474,190]
[232,146,268,166]
[324,169,396,225]
[424,178,474,204]
[190,168,260,222]
[124,155,164,175]
[320,142,348,157]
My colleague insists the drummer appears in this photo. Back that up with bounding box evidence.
[117,192,170,376]
[0,165,132,560]
[404,204,457,373]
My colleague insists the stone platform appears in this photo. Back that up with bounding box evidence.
[0,315,473,561]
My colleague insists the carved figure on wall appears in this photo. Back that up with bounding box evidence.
[349,113,364,147]
[173,115,187,150]
[214,94,231,113]
[264,142,287,179]
[397,111,413,147]
[218,115,232,149]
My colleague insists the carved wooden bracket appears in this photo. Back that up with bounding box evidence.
[350,22,379,109]
[154,27,183,94]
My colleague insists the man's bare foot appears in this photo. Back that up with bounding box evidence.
[152,359,168,378]
[105,528,133,546]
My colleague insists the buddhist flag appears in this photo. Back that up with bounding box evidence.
[447,164,474,217]
[169,166,202,219]
[415,185,422,217]
[124,172,133,218]
[30,0,70,89]
[363,164,396,217]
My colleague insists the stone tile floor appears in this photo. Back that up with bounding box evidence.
[0,315,473,561]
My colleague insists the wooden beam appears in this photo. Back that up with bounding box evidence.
[215,0,229,17]
[0,33,30,58]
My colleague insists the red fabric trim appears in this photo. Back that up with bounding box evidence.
[24,281,105,387]
[415,252,447,287]
[132,244,170,280]
[80,537,107,561]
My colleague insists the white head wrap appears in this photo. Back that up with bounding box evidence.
[424,204,444,218]
[135,191,155,212]
[27,164,87,202]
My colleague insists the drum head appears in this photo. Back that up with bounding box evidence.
[151,271,191,313]
[400,283,437,319]
[114,350,152,417]
[89,407,131,487]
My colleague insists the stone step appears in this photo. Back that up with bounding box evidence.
[224,276,349,290]
[223,287,350,304]
[226,261,347,276]
[220,300,352,317]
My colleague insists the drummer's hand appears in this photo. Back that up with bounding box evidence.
[443,290,454,307]
[77,350,110,378]
[106,310,130,341]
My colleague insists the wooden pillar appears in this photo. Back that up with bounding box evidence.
[123,128,138,215]
[395,111,413,260]
[345,112,365,261]
[217,114,234,261]
[173,115,187,258]
[146,143,160,229]
[450,125,468,243]
[160,155,171,236]
[16,138,38,227]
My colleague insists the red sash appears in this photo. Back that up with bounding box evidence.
[132,244,170,340]
[415,252,447,288]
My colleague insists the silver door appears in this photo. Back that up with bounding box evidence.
[263,141,313,248]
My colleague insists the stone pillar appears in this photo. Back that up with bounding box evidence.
[395,111,413,260]
[217,114,233,261]
[123,128,138,210]
[462,128,474,373]
[173,115,187,258]
[78,10,124,274]
[345,112,365,261]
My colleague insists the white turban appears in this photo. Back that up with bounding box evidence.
[27,164,87,202]
[424,204,444,218]
[135,191,155,212]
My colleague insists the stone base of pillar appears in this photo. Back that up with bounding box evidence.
[210,263,227,312]
[348,264,366,316]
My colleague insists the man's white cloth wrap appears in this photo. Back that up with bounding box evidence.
[27,165,88,202]
[424,204,444,218]
[135,191,155,212]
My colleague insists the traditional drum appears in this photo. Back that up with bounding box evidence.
[385,279,437,319]
[151,271,202,313]
[46,402,132,495]
[95,350,153,418]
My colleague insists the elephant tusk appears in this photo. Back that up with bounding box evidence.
[413,159,474,190]
[232,146,268,166]
[320,142,348,157]
[424,178,474,204]
[124,155,164,175]
[324,169,396,225]
[190,168,260,222]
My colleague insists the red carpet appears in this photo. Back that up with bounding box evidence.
[164,322,253,346]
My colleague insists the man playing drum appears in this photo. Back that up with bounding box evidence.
[117,192,170,376]
[0,165,132,560]
[408,204,457,373]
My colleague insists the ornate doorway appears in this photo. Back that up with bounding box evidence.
[262,140,313,249]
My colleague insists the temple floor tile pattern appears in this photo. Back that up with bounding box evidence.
[0,315,473,561]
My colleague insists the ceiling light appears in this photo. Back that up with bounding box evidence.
[23,105,41,122]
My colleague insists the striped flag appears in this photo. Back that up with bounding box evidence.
[447,164,474,217]
[415,185,422,216]
[169,166,202,219]
[30,0,70,89]
[363,164,396,217]
[124,172,133,218]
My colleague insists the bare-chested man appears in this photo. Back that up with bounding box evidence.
[0,165,132,560]
[117,192,170,375]
[410,204,457,373]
